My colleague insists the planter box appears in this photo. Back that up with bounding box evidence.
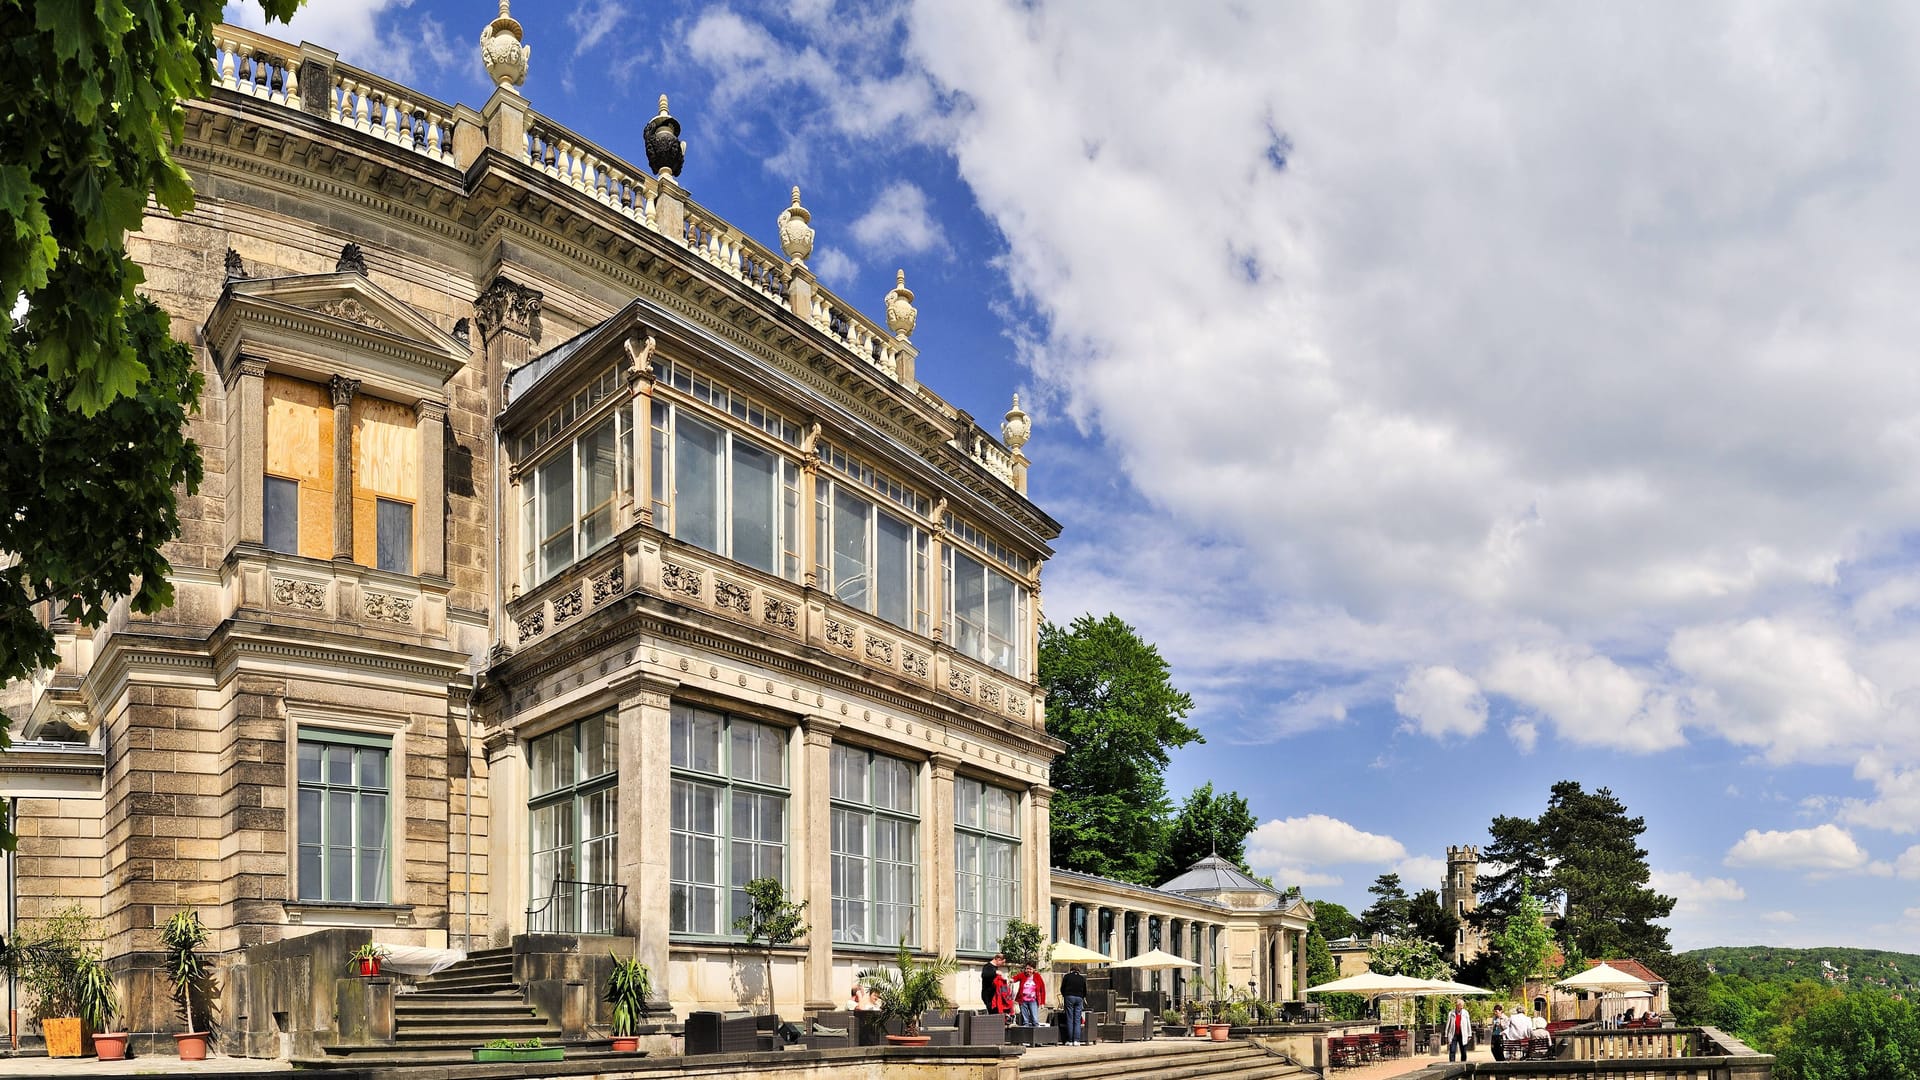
[42,1018,83,1058]
[473,1047,565,1063]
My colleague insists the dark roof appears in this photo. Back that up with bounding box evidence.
[1158,854,1277,896]
[1594,959,1667,985]
[504,317,612,406]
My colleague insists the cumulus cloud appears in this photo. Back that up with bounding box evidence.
[567,0,627,55]
[1761,910,1798,924]
[1669,618,1884,765]
[1650,870,1746,915]
[1725,825,1871,873]
[1247,814,1406,888]
[1394,855,1448,892]
[223,0,454,83]
[1482,648,1685,752]
[811,246,859,288]
[850,182,947,256]
[1508,718,1539,754]
[1395,666,1487,740]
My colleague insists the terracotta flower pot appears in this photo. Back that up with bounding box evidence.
[93,1032,130,1061]
[1210,1022,1232,1042]
[1193,1021,1210,1037]
[886,1033,932,1046]
[176,1031,211,1060]
[357,956,382,977]
[610,1036,640,1052]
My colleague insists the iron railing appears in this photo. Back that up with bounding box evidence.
[526,878,626,935]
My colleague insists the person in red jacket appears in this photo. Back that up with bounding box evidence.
[1014,963,1047,1027]
[1445,998,1473,1062]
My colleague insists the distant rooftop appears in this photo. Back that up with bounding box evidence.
[1159,854,1278,897]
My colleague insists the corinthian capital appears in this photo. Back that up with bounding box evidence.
[474,277,543,338]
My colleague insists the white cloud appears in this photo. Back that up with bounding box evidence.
[567,1,627,56]
[1395,665,1487,740]
[1840,760,1920,834]
[1247,814,1406,889]
[850,182,947,256]
[1669,618,1883,765]
[1761,910,1798,924]
[1482,647,1685,752]
[1650,870,1746,916]
[1895,846,1920,879]
[1725,825,1871,873]
[1508,718,1539,754]
[223,0,453,82]
[811,246,859,288]
[1394,855,1448,892]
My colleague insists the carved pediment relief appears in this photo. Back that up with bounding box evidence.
[204,270,470,397]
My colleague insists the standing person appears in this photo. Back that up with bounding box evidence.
[1060,965,1088,1045]
[981,953,1005,1012]
[1015,963,1046,1028]
[1490,1005,1507,1061]
[1445,998,1472,1063]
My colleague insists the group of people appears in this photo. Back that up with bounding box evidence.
[980,952,1092,1045]
[1442,999,1540,1062]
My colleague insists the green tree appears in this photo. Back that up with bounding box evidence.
[1661,951,1712,1026]
[1370,934,1451,980]
[1773,989,1920,1080]
[1359,873,1412,938]
[1408,888,1459,957]
[1472,812,1550,934]
[0,1,300,782]
[997,918,1050,970]
[1040,614,1201,885]
[1157,782,1257,881]
[1488,878,1554,993]
[1539,782,1675,960]
[1308,899,1358,942]
[734,877,808,1017]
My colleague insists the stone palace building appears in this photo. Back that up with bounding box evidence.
[0,6,1310,1055]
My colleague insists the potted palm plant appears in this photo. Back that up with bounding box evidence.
[603,953,652,1052]
[348,943,390,977]
[162,910,213,1060]
[76,955,127,1060]
[859,942,959,1046]
[11,904,97,1058]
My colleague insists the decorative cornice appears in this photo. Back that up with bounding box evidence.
[415,398,449,422]
[474,276,542,338]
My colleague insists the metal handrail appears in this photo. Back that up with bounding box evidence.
[526,878,626,935]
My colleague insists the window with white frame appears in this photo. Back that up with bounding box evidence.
[651,402,802,580]
[528,712,619,933]
[944,546,1030,677]
[669,705,789,935]
[296,729,391,903]
[954,776,1019,953]
[829,744,919,946]
[816,479,930,634]
[520,412,624,587]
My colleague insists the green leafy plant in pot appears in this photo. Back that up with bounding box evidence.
[859,941,959,1044]
[162,910,215,1060]
[733,876,808,1020]
[9,903,98,1058]
[76,955,127,1060]
[348,943,390,977]
[603,954,652,1052]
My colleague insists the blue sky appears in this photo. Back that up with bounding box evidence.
[227,0,1920,953]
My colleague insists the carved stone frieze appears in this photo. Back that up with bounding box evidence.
[902,648,929,678]
[981,683,1002,709]
[552,588,583,623]
[363,591,414,623]
[271,578,326,610]
[763,596,798,631]
[1009,692,1029,718]
[661,562,702,598]
[716,580,751,614]
[864,635,894,665]
[316,297,388,329]
[474,277,543,338]
[518,610,545,642]
[947,667,973,696]
[592,565,626,605]
[825,619,855,650]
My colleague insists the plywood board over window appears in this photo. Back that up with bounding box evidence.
[264,375,334,559]
[351,397,419,572]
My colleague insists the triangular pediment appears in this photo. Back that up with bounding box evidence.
[203,271,470,397]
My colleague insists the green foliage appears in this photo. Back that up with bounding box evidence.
[1772,988,1920,1080]
[1157,782,1258,880]
[483,1037,546,1049]
[1408,888,1458,957]
[161,909,213,1033]
[74,954,118,1031]
[348,943,390,965]
[997,919,1050,970]
[0,0,302,803]
[1369,934,1452,981]
[1686,946,1920,993]
[1308,899,1358,942]
[603,954,653,1037]
[734,876,808,1016]
[1360,873,1412,938]
[859,942,960,1035]
[8,903,100,1020]
[1040,614,1201,885]
[1489,878,1554,993]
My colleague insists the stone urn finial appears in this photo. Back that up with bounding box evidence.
[480,0,530,89]
[777,186,814,264]
[1002,393,1031,452]
[885,268,917,340]
[645,94,686,181]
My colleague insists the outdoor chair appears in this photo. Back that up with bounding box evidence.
[806,1010,884,1049]
[1328,1036,1360,1069]
[962,1010,1008,1045]
[1527,1033,1554,1060]
[684,1011,767,1055]
[1379,1030,1404,1058]
[921,1009,963,1046]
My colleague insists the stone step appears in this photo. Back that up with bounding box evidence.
[394,1011,550,1029]
[412,970,519,994]
[1023,1041,1299,1080]
[420,956,515,980]
[395,996,540,1014]
[394,1023,565,1042]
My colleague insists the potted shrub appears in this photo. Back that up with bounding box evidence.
[1187,999,1210,1037]
[859,941,959,1046]
[603,954,652,1053]
[1216,1002,1250,1041]
[162,910,214,1060]
[733,876,808,1021]
[76,955,128,1060]
[349,943,391,977]
[10,904,97,1058]
[473,1037,563,1063]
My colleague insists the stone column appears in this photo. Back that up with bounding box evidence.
[799,451,819,588]
[330,375,359,560]
[799,716,838,1014]
[483,727,526,942]
[1028,785,1052,933]
[626,334,656,527]
[228,357,268,549]
[613,671,677,1010]
[474,276,542,417]
[926,753,959,958]
[415,399,447,577]
[927,516,947,643]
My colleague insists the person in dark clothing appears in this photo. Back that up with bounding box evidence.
[1060,967,1089,1045]
[982,953,1006,1012]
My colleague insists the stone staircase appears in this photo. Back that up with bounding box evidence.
[1019,1038,1313,1080]
[303,947,614,1068]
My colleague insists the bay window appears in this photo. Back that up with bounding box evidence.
[816,479,930,634]
[944,547,1029,677]
[830,745,919,946]
[520,413,623,587]
[652,402,801,580]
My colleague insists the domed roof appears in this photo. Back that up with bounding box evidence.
[1158,854,1277,896]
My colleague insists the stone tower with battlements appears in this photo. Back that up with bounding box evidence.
[1443,844,1487,966]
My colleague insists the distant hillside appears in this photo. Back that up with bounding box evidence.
[1685,946,1920,993]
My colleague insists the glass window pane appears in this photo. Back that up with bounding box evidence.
[875,511,913,629]
[298,844,321,901]
[358,748,387,790]
[730,438,778,574]
[297,741,322,784]
[375,498,413,574]
[950,550,987,662]
[298,788,322,845]
[264,476,299,554]
[538,454,574,579]
[731,724,756,783]
[674,415,722,551]
[831,487,870,609]
[987,568,1017,673]
[325,746,352,786]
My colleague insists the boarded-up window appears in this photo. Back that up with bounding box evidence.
[264,375,334,559]
[351,397,418,572]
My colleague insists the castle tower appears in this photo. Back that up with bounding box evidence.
[1443,844,1488,966]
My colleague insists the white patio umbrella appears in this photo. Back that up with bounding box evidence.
[1049,940,1112,965]
[1302,972,1433,996]
[1111,948,1200,971]
[1557,963,1652,1025]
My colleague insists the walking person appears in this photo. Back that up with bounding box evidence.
[1445,997,1472,1063]
[1060,965,1088,1045]
[1490,1005,1507,1061]
[1015,963,1046,1028]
